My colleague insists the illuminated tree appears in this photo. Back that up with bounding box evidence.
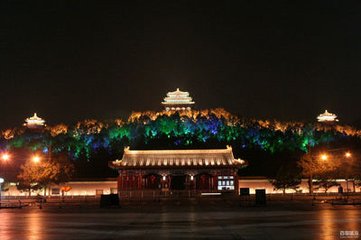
[269,164,302,194]
[313,178,339,193]
[1,108,361,179]
[298,149,341,194]
[48,124,68,137]
[17,153,74,196]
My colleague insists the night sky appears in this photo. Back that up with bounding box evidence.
[1,1,361,129]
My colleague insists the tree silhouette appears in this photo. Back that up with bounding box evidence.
[269,164,301,194]
[17,153,74,196]
[298,148,341,193]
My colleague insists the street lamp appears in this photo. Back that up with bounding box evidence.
[320,153,329,161]
[32,155,41,164]
[0,177,4,208]
[344,151,352,194]
[1,153,10,162]
[0,153,10,208]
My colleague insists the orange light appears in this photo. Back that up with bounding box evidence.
[320,154,328,161]
[345,152,352,158]
[1,153,10,161]
[61,186,72,192]
[32,155,41,163]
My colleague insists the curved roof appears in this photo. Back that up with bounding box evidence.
[161,88,195,105]
[24,113,45,127]
[110,146,246,170]
[317,110,338,122]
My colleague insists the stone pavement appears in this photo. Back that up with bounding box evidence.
[0,199,360,240]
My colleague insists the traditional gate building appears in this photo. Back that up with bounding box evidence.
[109,146,246,194]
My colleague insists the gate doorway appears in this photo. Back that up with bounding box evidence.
[196,173,212,191]
[171,175,186,190]
[143,174,161,189]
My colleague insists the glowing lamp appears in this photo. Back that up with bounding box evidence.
[345,152,352,158]
[32,155,41,163]
[320,154,328,161]
[0,178,4,184]
[1,153,10,161]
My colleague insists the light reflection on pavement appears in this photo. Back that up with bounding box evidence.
[0,205,360,240]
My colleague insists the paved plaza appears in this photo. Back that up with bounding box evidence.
[0,199,360,240]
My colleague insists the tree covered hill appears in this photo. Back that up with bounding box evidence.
[2,108,361,178]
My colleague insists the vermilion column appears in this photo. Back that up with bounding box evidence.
[138,173,142,190]
[117,172,122,192]
[234,171,239,195]
[213,175,218,191]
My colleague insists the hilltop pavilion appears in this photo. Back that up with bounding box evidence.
[109,146,246,194]
[24,113,46,129]
[317,110,339,123]
[161,88,195,111]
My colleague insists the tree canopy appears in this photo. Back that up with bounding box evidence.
[1,108,360,178]
[17,153,74,195]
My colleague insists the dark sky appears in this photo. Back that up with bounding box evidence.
[1,1,361,129]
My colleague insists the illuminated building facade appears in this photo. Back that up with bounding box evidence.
[317,110,338,123]
[24,113,46,129]
[109,146,246,194]
[162,88,195,111]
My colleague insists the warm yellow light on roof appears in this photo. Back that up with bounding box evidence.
[162,88,195,111]
[317,110,338,122]
[24,113,45,128]
[110,147,247,169]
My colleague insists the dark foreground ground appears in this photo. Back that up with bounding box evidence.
[0,198,360,240]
